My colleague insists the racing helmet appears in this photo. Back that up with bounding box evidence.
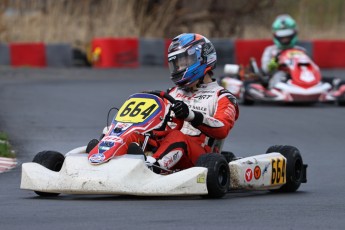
[167,33,217,87]
[272,14,298,49]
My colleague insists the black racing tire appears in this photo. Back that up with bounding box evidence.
[336,81,345,106]
[196,153,230,199]
[338,100,345,106]
[242,97,255,106]
[241,82,255,106]
[266,145,304,193]
[32,151,65,197]
[221,151,236,163]
[322,76,336,85]
[86,139,99,153]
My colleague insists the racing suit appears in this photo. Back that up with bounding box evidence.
[261,45,306,88]
[152,80,239,170]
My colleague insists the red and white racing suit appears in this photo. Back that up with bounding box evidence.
[152,81,239,170]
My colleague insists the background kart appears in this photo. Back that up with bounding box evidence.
[220,48,345,106]
[21,91,307,198]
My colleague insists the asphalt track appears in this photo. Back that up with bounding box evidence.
[0,67,345,230]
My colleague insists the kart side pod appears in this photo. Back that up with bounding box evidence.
[228,151,307,192]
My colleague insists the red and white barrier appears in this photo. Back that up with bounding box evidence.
[235,39,273,67]
[2,39,345,68]
[313,40,345,68]
[91,38,139,68]
[10,43,46,67]
[0,157,17,173]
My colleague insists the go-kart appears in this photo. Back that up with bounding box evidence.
[20,91,308,198]
[220,48,345,105]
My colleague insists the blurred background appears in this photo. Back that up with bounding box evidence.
[1,0,344,52]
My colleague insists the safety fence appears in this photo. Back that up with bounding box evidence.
[1,38,345,68]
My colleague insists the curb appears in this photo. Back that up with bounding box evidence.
[0,157,17,173]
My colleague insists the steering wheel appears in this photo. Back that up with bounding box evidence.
[145,90,184,136]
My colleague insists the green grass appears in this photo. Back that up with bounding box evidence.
[0,132,15,158]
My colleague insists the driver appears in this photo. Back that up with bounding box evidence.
[147,33,239,172]
[261,14,305,88]
[92,33,239,172]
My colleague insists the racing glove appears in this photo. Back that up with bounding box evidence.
[268,58,279,73]
[171,100,195,121]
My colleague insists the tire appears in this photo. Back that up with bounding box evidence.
[322,76,336,85]
[337,81,345,106]
[338,100,345,106]
[32,151,65,197]
[241,82,255,106]
[221,151,236,163]
[86,139,99,153]
[266,145,304,192]
[196,153,230,198]
[242,97,255,106]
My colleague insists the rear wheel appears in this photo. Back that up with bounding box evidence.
[266,145,305,192]
[221,151,236,163]
[196,153,230,198]
[32,151,65,197]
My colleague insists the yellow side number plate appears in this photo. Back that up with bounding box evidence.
[271,157,286,185]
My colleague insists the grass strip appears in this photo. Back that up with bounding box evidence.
[0,132,15,158]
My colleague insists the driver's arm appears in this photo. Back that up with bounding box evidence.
[189,90,238,139]
[261,47,273,74]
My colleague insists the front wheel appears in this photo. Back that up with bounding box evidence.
[86,139,99,153]
[196,153,230,198]
[266,145,307,192]
[32,151,65,197]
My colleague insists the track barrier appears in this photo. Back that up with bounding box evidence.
[10,43,46,67]
[1,39,345,68]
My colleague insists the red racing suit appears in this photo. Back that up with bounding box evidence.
[152,81,239,170]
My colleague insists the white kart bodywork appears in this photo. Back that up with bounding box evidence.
[20,146,285,196]
[222,63,338,103]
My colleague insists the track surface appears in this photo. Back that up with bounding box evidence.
[0,67,345,230]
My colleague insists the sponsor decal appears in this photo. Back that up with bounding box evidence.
[161,150,182,169]
[197,173,206,183]
[191,105,207,112]
[114,122,132,130]
[194,95,212,100]
[103,136,123,143]
[89,153,105,163]
[175,93,196,100]
[99,146,111,151]
[245,168,253,182]
[262,163,270,176]
[271,157,286,185]
[254,166,261,180]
